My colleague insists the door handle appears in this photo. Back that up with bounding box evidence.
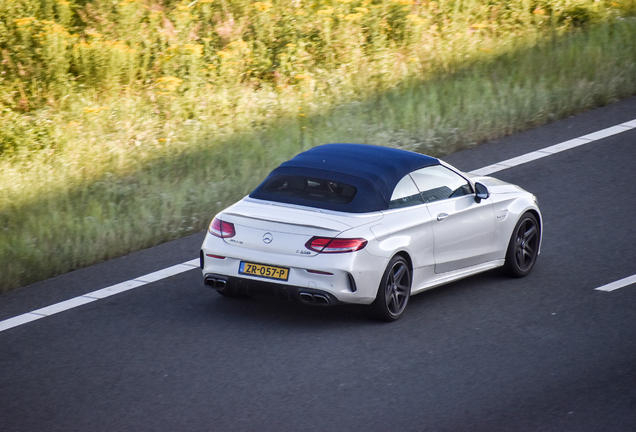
[437,213,449,222]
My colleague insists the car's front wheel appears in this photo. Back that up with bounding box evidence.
[370,256,411,322]
[503,212,540,277]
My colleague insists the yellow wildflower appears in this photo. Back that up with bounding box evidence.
[183,44,203,56]
[344,13,363,20]
[155,76,183,92]
[83,106,110,113]
[253,2,272,12]
[406,14,426,24]
[14,17,36,26]
[228,39,248,49]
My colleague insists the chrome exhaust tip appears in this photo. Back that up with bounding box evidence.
[313,294,330,305]
[299,292,314,304]
[299,292,330,305]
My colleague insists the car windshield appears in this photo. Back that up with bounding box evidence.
[260,175,357,204]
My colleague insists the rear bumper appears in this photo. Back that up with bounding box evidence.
[204,273,342,306]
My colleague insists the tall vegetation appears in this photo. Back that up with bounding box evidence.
[1,0,636,291]
[2,0,634,156]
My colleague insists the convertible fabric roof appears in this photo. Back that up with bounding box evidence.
[249,143,439,213]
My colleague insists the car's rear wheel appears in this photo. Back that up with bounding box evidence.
[503,212,540,277]
[370,256,411,322]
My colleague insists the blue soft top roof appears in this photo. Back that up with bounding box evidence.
[250,143,439,213]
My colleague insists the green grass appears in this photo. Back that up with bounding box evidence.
[1,0,636,292]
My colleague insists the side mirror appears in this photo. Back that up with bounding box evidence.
[474,182,490,203]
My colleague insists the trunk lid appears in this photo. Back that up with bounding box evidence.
[219,198,382,257]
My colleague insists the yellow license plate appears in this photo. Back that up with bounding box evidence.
[239,262,289,281]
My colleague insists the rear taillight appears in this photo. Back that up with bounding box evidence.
[209,217,236,238]
[305,237,368,253]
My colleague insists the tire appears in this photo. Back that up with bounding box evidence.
[370,256,411,322]
[503,212,540,278]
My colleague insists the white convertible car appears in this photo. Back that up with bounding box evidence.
[200,144,541,321]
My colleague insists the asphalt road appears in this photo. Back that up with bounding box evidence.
[1,97,636,432]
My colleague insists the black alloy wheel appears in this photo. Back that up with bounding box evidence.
[370,256,411,322]
[504,212,540,277]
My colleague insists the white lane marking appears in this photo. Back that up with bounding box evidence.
[1,118,636,333]
[182,258,201,267]
[0,313,44,332]
[84,280,147,300]
[580,124,633,141]
[594,274,636,292]
[135,263,195,283]
[0,258,197,333]
[31,296,98,317]
[469,120,635,176]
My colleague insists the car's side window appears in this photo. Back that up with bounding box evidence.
[410,165,472,203]
[389,175,425,209]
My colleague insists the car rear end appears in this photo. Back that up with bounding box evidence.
[200,199,386,305]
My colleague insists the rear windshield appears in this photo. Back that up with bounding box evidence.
[260,175,357,204]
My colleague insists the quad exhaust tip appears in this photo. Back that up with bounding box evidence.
[299,292,330,305]
[206,277,332,305]
[205,277,227,290]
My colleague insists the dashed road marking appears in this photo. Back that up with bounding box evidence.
[594,274,636,292]
[468,120,635,176]
[0,259,199,333]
